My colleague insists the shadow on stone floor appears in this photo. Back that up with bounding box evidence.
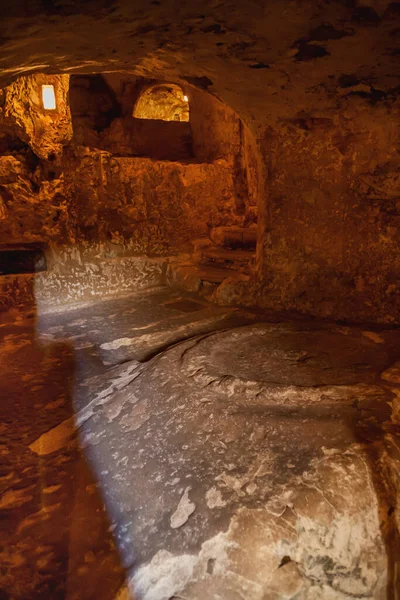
[0,293,127,600]
[2,286,400,599]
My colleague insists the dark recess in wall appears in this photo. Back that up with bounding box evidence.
[69,74,121,133]
[0,246,47,275]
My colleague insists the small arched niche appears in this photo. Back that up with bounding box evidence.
[133,84,189,122]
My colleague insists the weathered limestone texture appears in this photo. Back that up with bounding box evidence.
[1,0,397,320]
[2,288,400,599]
[0,74,72,159]
[0,147,242,310]
[0,71,259,310]
[259,96,400,323]
[75,319,399,600]
[131,449,389,600]
[0,2,399,599]
[34,255,167,311]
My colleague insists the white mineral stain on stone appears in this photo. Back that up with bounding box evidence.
[170,487,196,528]
[132,550,197,600]
[29,362,144,455]
[246,481,258,495]
[216,472,247,496]
[250,425,266,441]
[166,477,180,486]
[128,448,388,599]
[206,486,226,508]
[100,337,135,350]
[120,399,150,431]
[100,313,230,355]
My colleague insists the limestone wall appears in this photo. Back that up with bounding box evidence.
[258,93,400,323]
[0,74,72,160]
[0,73,250,310]
[0,62,399,323]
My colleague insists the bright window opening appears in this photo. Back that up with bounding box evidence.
[133,84,189,122]
[42,84,56,110]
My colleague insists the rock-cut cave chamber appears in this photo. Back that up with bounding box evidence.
[0,3,400,600]
[0,73,259,310]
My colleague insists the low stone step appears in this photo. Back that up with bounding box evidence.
[210,226,257,249]
[200,246,254,266]
[191,237,213,253]
[167,262,237,294]
[195,264,237,283]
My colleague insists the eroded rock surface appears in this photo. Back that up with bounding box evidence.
[0,2,399,597]
[1,289,400,599]
[91,323,400,599]
[0,0,398,322]
[0,71,261,312]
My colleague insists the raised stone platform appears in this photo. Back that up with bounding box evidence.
[0,255,168,312]
[1,288,399,599]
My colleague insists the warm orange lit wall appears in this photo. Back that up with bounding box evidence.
[258,98,400,323]
[0,74,72,159]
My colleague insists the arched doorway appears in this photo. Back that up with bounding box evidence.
[133,83,189,122]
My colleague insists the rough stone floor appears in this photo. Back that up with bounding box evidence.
[1,286,400,600]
